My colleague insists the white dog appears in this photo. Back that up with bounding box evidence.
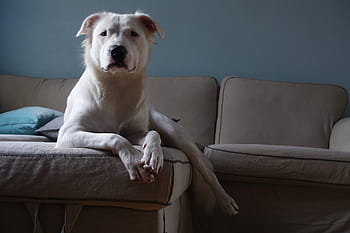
[56,11,238,215]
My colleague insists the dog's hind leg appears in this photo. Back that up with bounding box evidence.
[149,110,239,216]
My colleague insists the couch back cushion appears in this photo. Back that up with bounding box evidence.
[216,77,348,148]
[148,76,218,146]
[0,74,78,113]
[0,74,218,146]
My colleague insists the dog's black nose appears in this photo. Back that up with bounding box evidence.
[110,45,127,62]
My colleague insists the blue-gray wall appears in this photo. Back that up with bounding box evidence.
[1,1,349,90]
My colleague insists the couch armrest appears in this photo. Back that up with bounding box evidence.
[330,117,350,152]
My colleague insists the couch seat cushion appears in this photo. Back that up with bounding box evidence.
[205,144,350,188]
[0,142,191,210]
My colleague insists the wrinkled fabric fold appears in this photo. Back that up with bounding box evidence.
[25,203,44,233]
[60,205,83,233]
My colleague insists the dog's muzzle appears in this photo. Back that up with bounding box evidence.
[108,45,128,69]
[101,45,136,72]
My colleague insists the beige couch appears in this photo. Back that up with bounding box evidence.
[0,74,350,233]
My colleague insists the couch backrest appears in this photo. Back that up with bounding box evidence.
[148,76,219,146]
[0,74,219,146]
[0,74,78,113]
[216,77,348,148]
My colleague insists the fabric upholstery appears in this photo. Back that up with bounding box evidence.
[0,74,78,113]
[0,142,191,210]
[205,144,350,188]
[148,76,219,146]
[206,182,350,233]
[0,192,193,233]
[330,117,350,152]
[216,77,348,148]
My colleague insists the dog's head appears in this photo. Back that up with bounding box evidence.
[76,12,164,74]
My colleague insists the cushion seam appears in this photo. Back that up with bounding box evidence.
[0,195,172,206]
[216,172,350,187]
[206,145,350,164]
[0,156,190,164]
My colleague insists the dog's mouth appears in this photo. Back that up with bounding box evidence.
[108,62,127,70]
[102,63,136,73]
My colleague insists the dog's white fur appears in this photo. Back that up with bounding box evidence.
[56,11,238,215]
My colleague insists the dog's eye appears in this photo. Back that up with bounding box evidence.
[130,31,139,37]
[100,30,107,37]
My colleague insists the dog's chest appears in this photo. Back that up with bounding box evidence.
[91,92,149,134]
[72,76,149,135]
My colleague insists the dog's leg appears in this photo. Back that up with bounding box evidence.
[128,130,164,175]
[150,110,239,216]
[141,131,164,174]
[56,130,155,183]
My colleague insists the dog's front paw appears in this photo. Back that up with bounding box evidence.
[141,140,163,174]
[126,162,155,184]
[119,146,155,184]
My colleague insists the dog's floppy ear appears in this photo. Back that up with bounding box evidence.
[136,12,164,39]
[76,13,103,37]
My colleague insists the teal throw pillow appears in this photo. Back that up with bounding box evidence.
[0,106,63,135]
